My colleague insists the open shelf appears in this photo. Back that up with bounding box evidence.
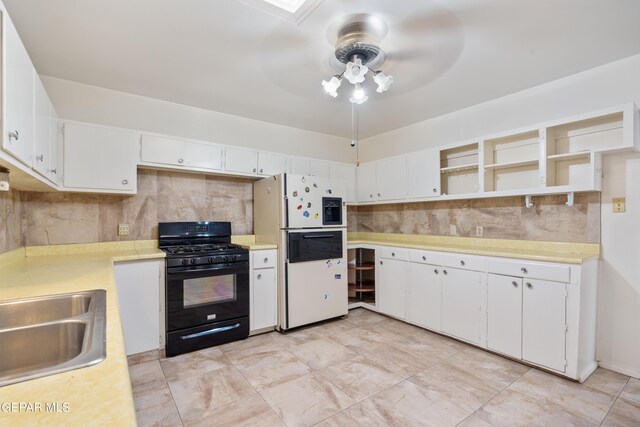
[348,263,375,271]
[483,130,541,192]
[484,159,539,170]
[348,248,376,308]
[546,112,624,154]
[547,151,590,161]
[440,143,480,195]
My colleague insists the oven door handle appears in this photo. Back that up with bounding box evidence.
[179,323,241,340]
[302,234,335,239]
[166,263,247,275]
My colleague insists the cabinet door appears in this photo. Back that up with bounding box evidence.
[140,134,186,166]
[48,105,60,184]
[184,141,223,171]
[407,148,440,198]
[290,157,312,175]
[407,262,442,331]
[523,279,567,372]
[378,258,407,320]
[225,147,258,174]
[487,274,522,358]
[114,261,161,356]
[33,76,51,177]
[310,160,330,177]
[4,13,35,166]
[441,267,483,344]
[329,162,356,203]
[376,156,407,201]
[356,162,376,202]
[258,152,287,176]
[63,122,138,191]
[252,268,277,331]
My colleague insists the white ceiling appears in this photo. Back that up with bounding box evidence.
[5,0,640,139]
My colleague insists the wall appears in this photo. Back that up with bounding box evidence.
[41,76,355,163]
[358,53,640,377]
[0,188,25,254]
[349,192,600,243]
[24,170,253,246]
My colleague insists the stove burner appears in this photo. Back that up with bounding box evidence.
[164,243,241,255]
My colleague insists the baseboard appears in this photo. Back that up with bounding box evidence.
[578,362,599,383]
[598,361,640,379]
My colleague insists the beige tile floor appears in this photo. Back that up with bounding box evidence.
[129,309,640,427]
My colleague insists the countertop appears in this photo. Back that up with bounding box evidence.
[0,240,165,427]
[347,232,600,264]
[231,235,278,250]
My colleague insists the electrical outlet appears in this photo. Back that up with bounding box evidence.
[118,224,130,236]
[476,226,484,237]
[449,225,457,236]
[612,198,626,213]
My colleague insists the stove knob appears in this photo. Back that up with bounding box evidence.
[190,258,197,265]
[181,259,189,266]
[208,257,214,263]
[223,255,230,262]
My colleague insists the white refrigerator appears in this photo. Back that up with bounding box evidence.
[254,174,348,330]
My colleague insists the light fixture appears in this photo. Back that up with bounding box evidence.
[321,18,394,149]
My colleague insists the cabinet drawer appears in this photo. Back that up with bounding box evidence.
[380,247,409,261]
[443,253,486,272]
[487,259,570,283]
[253,250,277,269]
[409,249,444,266]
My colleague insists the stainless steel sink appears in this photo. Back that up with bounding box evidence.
[0,289,107,387]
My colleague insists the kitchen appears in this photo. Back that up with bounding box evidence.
[0,0,639,426]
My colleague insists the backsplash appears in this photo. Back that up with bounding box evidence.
[0,188,25,254]
[24,170,254,246]
[347,192,600,243]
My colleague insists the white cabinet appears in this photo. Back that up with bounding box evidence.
[3,11,35,167]
[49,106,60,184]
[225,147,258,174]
[63,122,138,192]
[377,257,407,320]
[140,134,223,171]
[487,274,523,358]
[356,162,376,202]
[522,279,567,372]
[33,76,51,178]
[407,148,441,198]
[114,260,163,356]
[329,162,356,203]
[376,155,407,201]
[290,157,329,176]
[441,267,483,345]
[356,157,407,202]
[407,262,442,331]
[258,152,287,176]
[250,249,277,332]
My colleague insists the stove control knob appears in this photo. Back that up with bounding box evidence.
[223,255,230,262]
[181,259,189,266]
[190,258,197,265]
[208,257,214,263]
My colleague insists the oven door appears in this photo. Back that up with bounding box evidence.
[166,262,249,331]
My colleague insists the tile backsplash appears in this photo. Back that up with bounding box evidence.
[0,187,25,254]
[348,192,600,243]
[24,170,254,246]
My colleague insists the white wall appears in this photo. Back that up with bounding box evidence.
[360,53,640,378]
[41,76,355,163]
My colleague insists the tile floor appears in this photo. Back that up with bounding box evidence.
[129,309,640,427]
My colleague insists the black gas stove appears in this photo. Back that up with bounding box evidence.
[159,221,250,357]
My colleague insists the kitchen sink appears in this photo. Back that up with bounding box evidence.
[0,289,107,387]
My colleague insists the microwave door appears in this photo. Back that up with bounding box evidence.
[286,175,324,229]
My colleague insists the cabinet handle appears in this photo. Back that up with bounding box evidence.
[434,269,439,274]
[460,260,465,266]
[512,281,518,288]
[526,282,532,289]
[521,267,528,274]
[50,169,57,174]
[433,188,437,193]
[8,130,19,141]
[257,274,262,280]
[377,193,381,197]
[380,261,383,265]
[36,154,44,162]
[178,158,184,164]
[264,258,268,263]
[260,168,263,173]
[122,179,128,185]
[443,269,448,275]
[422,256,427,261]
[253,168,257,173]
[369,194,373,198]
[391,252,395,257]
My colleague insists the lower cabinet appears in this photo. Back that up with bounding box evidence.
[250,249,277,332]
[407,262,442,331]
[522,278,567,372]
[377,257,407,320]
[114,260,163,356]
[487,274,523,358]
[441,267,484,345]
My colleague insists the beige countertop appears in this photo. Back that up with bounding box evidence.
[0,241,165,427]
[231,235,278,250]
[347,232,600,264]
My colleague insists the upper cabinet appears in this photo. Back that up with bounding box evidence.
[140,134,223,172]
[329,162,356,203]
[356,156,407,203]
[356,162,376,202]
[3,11,35,167]
[63,122,138,193]
[33,75,59,184]
[407,148,440,199]
[258,152,287,176]
[290,156,330,176]
[224,147,287,176]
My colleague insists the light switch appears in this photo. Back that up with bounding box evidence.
[612,198,626,213]
[450,225,457,236]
